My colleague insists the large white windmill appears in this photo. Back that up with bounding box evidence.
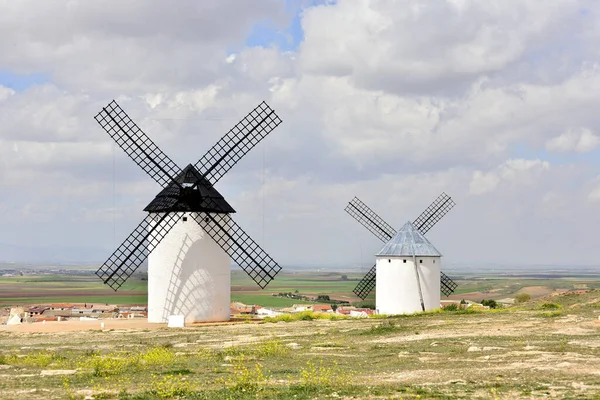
[345,193,456,314]
[94,100,283,324]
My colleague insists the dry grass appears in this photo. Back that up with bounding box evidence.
[1,291,600,399]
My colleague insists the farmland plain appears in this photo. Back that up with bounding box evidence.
[3,267,600,307]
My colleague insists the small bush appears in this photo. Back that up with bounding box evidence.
[140,346,175,366]
[87,353,138,377]
[481,299,498,309]
[255,339,289,358]
[515,293,531,303]
[537,311,562,318]
[443,304,459,311]
[297,360,352,389]
[150,374,193,398]
[361,320,398,335]
[540,302,562,310]
[6,351,57,368]
[221,356,267,394]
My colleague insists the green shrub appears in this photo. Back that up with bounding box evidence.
[255,339,289,358]
[481,299,498,309]
[540,302,562,310]
[515,293,531,303]
[139,346,175,366]
[150,374,193,398]
[443,303,459,311]
[221,356,267,394]
[537,311,562,318]
[361,320,398,335]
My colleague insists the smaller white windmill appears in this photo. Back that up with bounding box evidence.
[375,221,442,314]
[345,193,457,314]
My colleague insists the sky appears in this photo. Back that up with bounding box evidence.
[1,0,600,269]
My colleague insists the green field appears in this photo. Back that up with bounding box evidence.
[0,274,147,306]
[2,268,600,308]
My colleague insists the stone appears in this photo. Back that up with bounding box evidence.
[168,315,185,328]
[40,370,77,376]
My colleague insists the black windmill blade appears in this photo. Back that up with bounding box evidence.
[353,265,377,300]
[194,101,282,186]
[94,100,185,291]
[345,197,397,243]
[95,100,182,188]
[345,197,396,299]
[440,272,458,296]
[96,213,180,291]
[192,212,282,289]
[413,192,456,235]
[412,192,458,296]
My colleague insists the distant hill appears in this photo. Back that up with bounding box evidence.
[0,242,111,265]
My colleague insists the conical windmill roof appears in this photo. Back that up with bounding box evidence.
[376,221,442,257]
[144,164,235,214]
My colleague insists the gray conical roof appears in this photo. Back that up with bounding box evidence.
[376,221,441,257]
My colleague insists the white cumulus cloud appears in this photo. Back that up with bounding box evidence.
[546,127,600,153]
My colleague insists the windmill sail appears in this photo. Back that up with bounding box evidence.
[95,101,181,188]
[194,101,282,185]
[95,213,180,290]
[193,213,282,289]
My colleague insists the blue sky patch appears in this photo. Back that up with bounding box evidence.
[242,0,336,52]
[0,70,49,91]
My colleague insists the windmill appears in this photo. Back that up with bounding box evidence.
[94,100,283,323]
[345,193,457,314]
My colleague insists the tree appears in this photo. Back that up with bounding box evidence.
[341,275,348,281]
[481,299,498,309]
[460,299,467,305]
[316,294,330,302]
[515,293,531,303]
[331,304,338,312]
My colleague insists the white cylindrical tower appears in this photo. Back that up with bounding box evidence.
[375,256,440,314]
[374,221,442,315]
[148,212,231,323]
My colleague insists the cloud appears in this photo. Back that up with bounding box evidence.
[2,0,600,267]
[545,127,600,153]
[0,0,287,93]
[469,159,550,195]
[298,0,593,95]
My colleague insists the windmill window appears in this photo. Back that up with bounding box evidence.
[433,260,435,263]
[419,260,423,264]
[403,259,406,263]
[182,217,188,222]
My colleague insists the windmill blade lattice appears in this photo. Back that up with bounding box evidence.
[192,213,282,288]
[353,265,377,300]
[95,101,182,188]
[194,101,282,185]
[440,272,458,296]
[95,213,180,291]
[345,197,396,243]
[413,192,455,235]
